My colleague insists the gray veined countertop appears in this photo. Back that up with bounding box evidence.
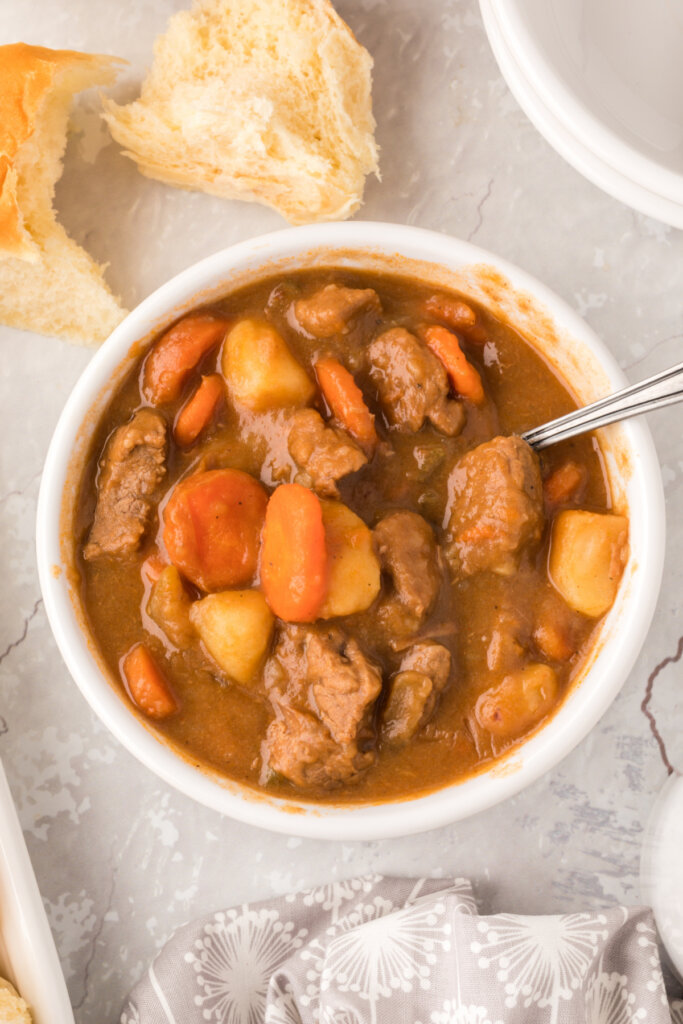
[1,1,682,1020]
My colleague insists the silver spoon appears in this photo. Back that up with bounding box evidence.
[521,359,683,450]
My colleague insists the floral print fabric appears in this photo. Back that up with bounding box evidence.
[120,875,676,1024]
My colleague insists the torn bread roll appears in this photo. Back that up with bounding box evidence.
[104,0,380,224]
[0,976,32,1023]
[0,43,126,344]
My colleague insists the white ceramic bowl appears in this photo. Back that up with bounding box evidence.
[480,0,683,229]
[36,222,665,840]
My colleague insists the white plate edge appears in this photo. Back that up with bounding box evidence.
[0,757,75,1024]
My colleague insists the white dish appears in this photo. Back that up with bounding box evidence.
[641,772,683,983]
[481,0,683,228]
[36,221,665,840]
[480,0,683,229]
[0,758,74,1024]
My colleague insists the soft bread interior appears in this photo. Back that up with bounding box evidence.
[0,49,126,345]
[104,0,379,224]
[0,977,32,1024]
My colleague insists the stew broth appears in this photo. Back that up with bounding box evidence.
[74,269,623,804]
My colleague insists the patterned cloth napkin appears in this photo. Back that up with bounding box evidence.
[120,874,682,1024]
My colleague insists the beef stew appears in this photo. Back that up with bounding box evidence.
[74,269,628,803]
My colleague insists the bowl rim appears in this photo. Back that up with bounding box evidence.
[36,221,666,840]
[488,0,683,210]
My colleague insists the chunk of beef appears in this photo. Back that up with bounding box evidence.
[306,630,382,744]
[288,408,366,498]
[532,590,577,663]
[375,600,423,642]
[293,284,381,338]
[401,641,451,693]
[368,328,465,436]
[382,672,433,745]
[374,511,441,622]
[486,605,528,673]
[266,707,374,789]
[484,587,577,673]
[263,625,382,789]
[382,642,451,745]
[428,397,467,436]
[84,409,167,559]
[423,293,477,332]
[446,436,543,578]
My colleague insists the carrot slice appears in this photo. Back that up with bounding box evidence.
[122,643,178,719]
[261,483,328,622]
[143,314,228,405]
[423,293,477,332]
[543,461,587,506]
[163,469,268,592]
[314,357,377,448]
[421,324,485,404]
[533,621,574,662]
[533,593,577,661]
[174,374,224,447]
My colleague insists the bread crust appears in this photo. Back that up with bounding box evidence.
[0,43,126,343]
[0,43,121,260]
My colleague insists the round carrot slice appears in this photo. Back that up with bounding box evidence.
[261,483,328,622]
[163,469,268,591]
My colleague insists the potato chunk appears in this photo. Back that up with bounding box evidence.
[147,565,194,648]
[476,663,558,739]
[319,500,381,619]
[190,590,274,685]
[549,510,629,618]
[222,318,314,411]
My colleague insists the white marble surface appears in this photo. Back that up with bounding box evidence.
[1,1,682,1020]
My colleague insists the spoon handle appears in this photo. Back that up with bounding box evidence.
[522,359,683,450]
